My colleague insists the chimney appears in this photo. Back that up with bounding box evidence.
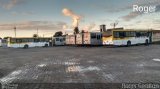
[100,25,106,32]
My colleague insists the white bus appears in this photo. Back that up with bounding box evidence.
[52,37,66,46]
[7,37,52,48]
[66,32,102,46]
[76,32,102,46]
[103,29,151,46]
[0,39,7,47]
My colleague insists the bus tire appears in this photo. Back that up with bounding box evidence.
[127,41,131,47]
[145,39,149,46]
[24,44,29,49]
[44,44,49,47]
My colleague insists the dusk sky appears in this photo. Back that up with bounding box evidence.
[0,0,160,38]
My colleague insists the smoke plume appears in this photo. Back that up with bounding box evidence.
[62,8,81,27]
[83,23,96,31]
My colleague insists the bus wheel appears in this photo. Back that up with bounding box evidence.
[127,41,131,47]
[24,44,29,49]
[145,39,149,46]
[44,44,49,47]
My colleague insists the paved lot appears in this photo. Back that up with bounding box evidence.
[0,45,160,88]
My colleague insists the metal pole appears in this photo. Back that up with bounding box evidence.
[14,26,16,38]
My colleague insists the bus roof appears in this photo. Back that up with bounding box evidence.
[112,29,151,32]
[9,37,51,39]
[152,30,160,32]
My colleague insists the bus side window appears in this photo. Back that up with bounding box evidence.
[11,39,16,43]
[60,38,63,42]
[91,33,96,39]
[34,39,40,42]
[131,31,135,37]
[126,32,130,37]
[56,38,59,41]
[113,32,119,38]
[126,31,135,37]
[119,32,125,38]
[16,39,22,43]
[136,32,141,37]
[97,35,101,40]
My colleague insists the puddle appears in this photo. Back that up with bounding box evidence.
[66,66,80,72]
[0,70,22,83]
[87,61,94,63]
[64,62,79,65]
[80,66,100,72]
[37,64,47,67]
[152,58,160,62]
[66,66,100,73]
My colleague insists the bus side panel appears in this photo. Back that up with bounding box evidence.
[65,36,70,45]
[102,36,113,45]
[152,32,160,43]
[8,43,22,48]
[66,35,76,45]
[54,37,65,46]
[8,42,49,48]
[76,34,83,45]
[113,37,149,45]
[91,33,102,45]
[83,33,91,45]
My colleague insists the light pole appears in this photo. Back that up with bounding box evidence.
[14,26,16,38]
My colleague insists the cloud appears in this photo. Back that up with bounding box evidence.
[0,0,24,9]
[0,21,67,31]
[123,17,160,30]
[133,0,160,6]
[11,11,35,16]
[104,0,160,13]
[121,3,160,21]
[121,12,143,21]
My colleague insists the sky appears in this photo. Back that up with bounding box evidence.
[0,0,160,38]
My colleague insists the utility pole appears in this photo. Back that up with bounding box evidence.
[110,21,119,29]
[14,26,16,38]
[37,28,39,36]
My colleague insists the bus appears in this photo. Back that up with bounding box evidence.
[7,37,52,48]
[0,39,7,47]
[66,32,102,46]
[52,36,66,46]
[76,32,102,46]
[151,30,160,43]
[102,29,152,46]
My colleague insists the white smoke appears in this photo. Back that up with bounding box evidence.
[62,8,81,27]
[82,23,96,31]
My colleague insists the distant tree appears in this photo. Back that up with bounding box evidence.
[74,27,79,34]
[81,30,85,33]
[3,37,11,39]
[54,31,63,37]
[33,34,39,38]
[0,37,2,39]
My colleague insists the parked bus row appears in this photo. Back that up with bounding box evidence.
[66,28,160,46]
[65,29,153,46]
[0,28,160,48]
